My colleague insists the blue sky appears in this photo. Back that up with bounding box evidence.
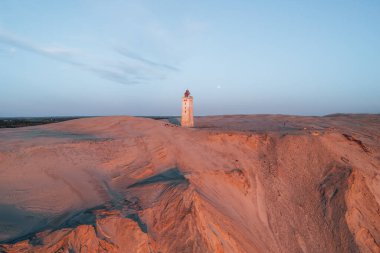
[0,0,379,116]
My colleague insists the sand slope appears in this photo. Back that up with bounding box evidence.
[0,115,379,253]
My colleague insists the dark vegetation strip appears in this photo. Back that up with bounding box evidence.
[0,117,85,128]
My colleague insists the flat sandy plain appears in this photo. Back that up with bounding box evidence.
[0,114,379,253]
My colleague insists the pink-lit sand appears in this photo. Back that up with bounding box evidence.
[0,115,379,252]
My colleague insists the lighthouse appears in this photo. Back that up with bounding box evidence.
[181,89,194,127]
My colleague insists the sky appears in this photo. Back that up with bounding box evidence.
[0,0,379,117]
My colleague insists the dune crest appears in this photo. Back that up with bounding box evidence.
[0,115,379,252]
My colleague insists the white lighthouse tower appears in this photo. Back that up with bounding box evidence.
[181,89,194,127]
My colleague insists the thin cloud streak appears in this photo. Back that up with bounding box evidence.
[0,30,83,67]
[88,67,142,85]
[0,30,177,85]
[116,48,179,72]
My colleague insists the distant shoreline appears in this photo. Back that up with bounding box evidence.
[1,114,378,128]
[0,116,179,128]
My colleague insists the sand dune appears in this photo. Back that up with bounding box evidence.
[0,115,379,252]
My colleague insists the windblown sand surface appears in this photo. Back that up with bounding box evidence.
[0,114,379,253]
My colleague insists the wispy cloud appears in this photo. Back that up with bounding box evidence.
[116,48,179,72]
[0,30,81,66]
[0,29,178,85]
[88,67,142,85]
